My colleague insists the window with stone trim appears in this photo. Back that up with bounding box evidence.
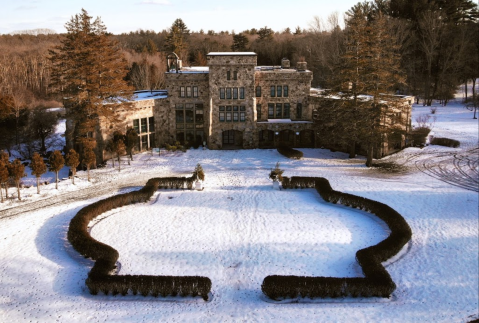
[270,86,276,97]
[284,85,289,97]
[132,116,155,150]
[186,86,192,97]
[175,103,205,144]
[233,88,238,99]
[256,86,261,97]
[268,103,274,118]
[277,86,282,97]
[226,88,232,99]
[296,103,303,119]
[220,88,225,99]
[180,86,185,97]
[284,103,290,118]
[193,86,198,97]
[219,106,246,122]
[239,87,245,99]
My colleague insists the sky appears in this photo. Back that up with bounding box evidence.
[0,0,360,35]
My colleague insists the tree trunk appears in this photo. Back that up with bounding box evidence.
[55,171,59,189]
[72,169,75,184]
[36,176,40,194]
[365,144,374,167]
[16,183,21,201]
[87,165,91,182]
[111,156,115,168]
[348,141,356,158]
[117,155,121,172]
[129,151,133,161]
[464,80,468,102]
[0,184,3,203]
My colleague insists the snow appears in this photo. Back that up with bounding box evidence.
[0,98,478,322]
[208,52,256,56]
[133,90,168,101]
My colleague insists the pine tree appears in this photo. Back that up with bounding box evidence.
[30,152,47,194]
[231,33,249,52]
[66,149,80,184]
[327,1,405,167]
[192,163,205,182]
[49,9,133,156]
[49,150,64,190]
[165,18,190,57]
[10,159,25,201]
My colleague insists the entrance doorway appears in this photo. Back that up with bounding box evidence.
[223,130,235,145]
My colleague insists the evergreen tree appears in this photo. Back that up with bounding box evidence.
[10,159,25,201]
[165,18,190,57]
[231,33,249,52]
[30,152,47,194]
[49,150,64,190]
[49,9,133,155]
[328,1,405,166]
[66,149,80,184]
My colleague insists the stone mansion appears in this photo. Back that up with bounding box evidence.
[69,52,413,161]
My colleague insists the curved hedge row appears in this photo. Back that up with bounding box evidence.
[277,146,303,159]
[68,177,212,300]
[261,176,412,300]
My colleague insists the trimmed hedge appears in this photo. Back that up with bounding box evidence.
[430,137,460,148]
[277,146,303,159]
[261,177,412,300]
[67,176,211,300]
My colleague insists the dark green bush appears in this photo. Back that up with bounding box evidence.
[264,176,412,300]
[410,127,431,146]
[68,176,212,300]
[430,137,460,148]
[277,146,303,159]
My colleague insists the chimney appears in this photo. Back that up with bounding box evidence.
[281,58,290,69]
[297,61,307,71]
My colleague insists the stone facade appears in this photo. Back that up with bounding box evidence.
[66,52,412,162]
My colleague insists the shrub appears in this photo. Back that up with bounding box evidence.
[68,176,212,300]
[430,137,460,148]
[277,146,303,159]
[410,127,431,146]
[263,176,412,300]
[269,162,284,182]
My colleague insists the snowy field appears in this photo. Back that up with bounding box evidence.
[0,99,477,322]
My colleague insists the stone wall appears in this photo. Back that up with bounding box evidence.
[207,54,257,149]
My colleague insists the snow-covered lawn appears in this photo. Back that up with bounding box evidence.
[0,99,477,322]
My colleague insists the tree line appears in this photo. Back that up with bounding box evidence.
[0,0,477,155]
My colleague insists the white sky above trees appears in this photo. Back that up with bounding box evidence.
[0,0,357,34]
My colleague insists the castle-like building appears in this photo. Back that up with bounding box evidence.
[68,52,413,161]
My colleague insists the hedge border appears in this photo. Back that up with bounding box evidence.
[67,176,211,300]
[277,146,303,159]
[262,176,412,300]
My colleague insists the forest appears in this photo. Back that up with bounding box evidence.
[0,0,478,154]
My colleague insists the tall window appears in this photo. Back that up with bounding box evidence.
[296,103,303,119]
[268,103,274,118]
[284,85,289,97]
[275,103,282,118]
[180,86,185,97]
[176,103,204,144]
[239,87,245,99]
[256,104,261,120]
[186,86,192,97]
[284,103,290,118]
[193,86,198,97]
[227,71,231,80]
[220,88,225,99]
[270,86,276,97]
[133,116,155,150]
[226,88,232,99]
[256,86,261,97]
[233,88,238,99]
[277,86,282,97]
